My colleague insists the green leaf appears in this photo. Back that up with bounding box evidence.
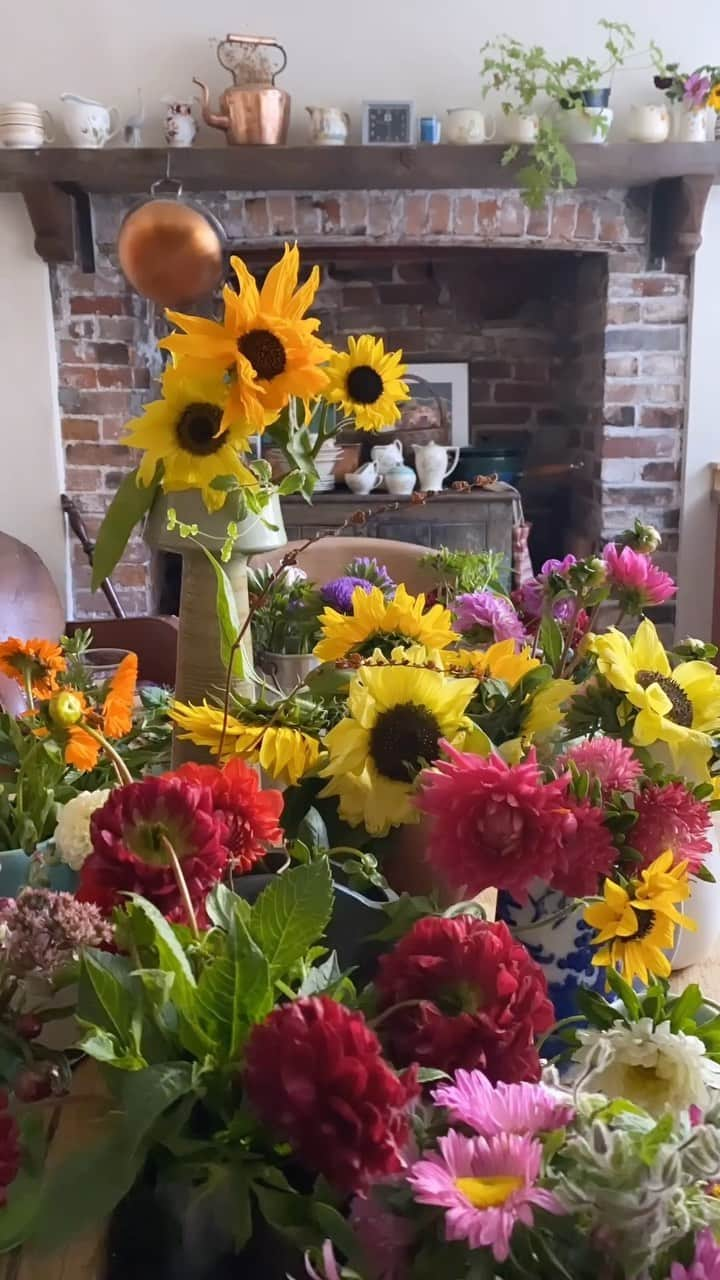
[669,983,703,1032]
[605,966,641,1018]
[417,1067,451,1083]
[539,616,564,672]
[78,950,145,1060]
[250,860,333,978]
[206,882,251,932]
[196,913,272,1055]
[91,463,162,590]
[122,897,197,1011]
[251,1180,320,1250]
[278,470,306,496]
[199,544,247,680]
[298,951,343,997]
[638,1111,674,1166]
[79,1028,146,1070]
[0,1169,49,1254]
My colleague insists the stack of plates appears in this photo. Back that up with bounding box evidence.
[0,102,53,148]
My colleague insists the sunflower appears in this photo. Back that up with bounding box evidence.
[169,699,321,786]
[590,618,720,779]
[320,662,477,834]
[584,851,696,986]
[441,640,540,688]
[159,244,332,432]
[323,335,410,432]
[708,83,720,112]
[0,637,66,702]
[314,584,458,664]
[122,366,256,512]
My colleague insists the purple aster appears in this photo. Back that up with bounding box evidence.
[454,591,527,643]
[683,72,711,107]
[321,576,374,614]
[344,556,396,596]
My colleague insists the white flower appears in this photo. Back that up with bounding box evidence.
[573,1018,720,1116]
[53,789,111,870]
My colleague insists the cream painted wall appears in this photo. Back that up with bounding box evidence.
[1,0,719,611]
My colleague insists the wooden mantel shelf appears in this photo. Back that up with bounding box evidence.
[2,144,719,270]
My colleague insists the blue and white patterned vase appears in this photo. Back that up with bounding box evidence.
[497,878,604,1022]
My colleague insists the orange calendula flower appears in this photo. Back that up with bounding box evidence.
[0,637,66,700]
[102,653,138,739]
[40,654,138,773]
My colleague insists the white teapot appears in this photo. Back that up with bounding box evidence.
[370,438,404,478]
[411,440,459,491]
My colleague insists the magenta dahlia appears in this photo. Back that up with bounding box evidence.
[453,591,527,644]
[549,792,618,897]
[79,776,229,924]
[417,745,570,900]
[670,1228,720,1280]
[631,782,713,873]
[0,1092,20,1207]
[243,996,418,1194]
[603,542,676,611]
[558,738,643,797]
[172,758,284,874]
[375,916,554,1083]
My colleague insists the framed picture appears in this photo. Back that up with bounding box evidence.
[404,362,470,448]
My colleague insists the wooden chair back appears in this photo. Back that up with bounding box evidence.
[251,536,437,595]
[0,532,65,714]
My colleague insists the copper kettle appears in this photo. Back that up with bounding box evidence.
[193,33,290,145]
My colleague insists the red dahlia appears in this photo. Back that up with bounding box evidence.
[0,1092,20,1207]
[79,776,229,924]
[243,996,418,1194]
[549,793,617,897]
[631,781,712,874]
[375,915,554,1084]
[173,759,284,874]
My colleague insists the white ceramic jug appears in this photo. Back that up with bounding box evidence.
[675,106,711,141]
[446,108,496,144]
[412,440,460,491]
[60,94,120,147]
[306,106,350,145]
[370,439,404,477]
[628,104,671,143]
[504,111,539,144]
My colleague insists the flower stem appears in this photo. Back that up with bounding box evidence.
[369,999,427,1030]
[83,726,133,786]
[160,834,199,941]
[22,670,35,714]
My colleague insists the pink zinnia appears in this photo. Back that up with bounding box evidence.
[549,792,618,898]
[454,592,527,644]
[603,543,676,611]
[417,745,570,901]
[558,738,643,797]
[433,1070,574,1138]
[407,1129,564,1262]
[670,1228,720,1279]
[631,782,713,873]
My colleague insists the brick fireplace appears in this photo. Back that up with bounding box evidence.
[51,184,687,619]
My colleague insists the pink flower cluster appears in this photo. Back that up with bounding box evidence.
[603,542,676,611]
[0,888,113,977]
[453,592,527,645]
[417,745,616,900]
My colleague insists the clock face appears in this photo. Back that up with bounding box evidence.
[363,102,415,145]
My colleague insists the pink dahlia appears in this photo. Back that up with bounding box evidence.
[631,782,713,874]
[603,543,676,611]
[433,1070,574,1138]
[417,745,570,900]
[453,592,527,644]
[407,1129,564,1262]
[670,1228,720,1279]
[558,738,643,797]
[550,793,618,898]
[375,916,553,1083]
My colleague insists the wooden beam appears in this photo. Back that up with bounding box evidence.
[650,175,714,268]
[18,181,76,264]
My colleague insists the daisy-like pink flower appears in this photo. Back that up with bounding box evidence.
[417,746,570,900]
[631,782,713,873]
[453,591,527,645]
[682,72,712,108]
[558,738,643,797]
[603,543,676,612]
[433,1070,574,1138]
[670,1227,720,1279]
[407,1129,564,1262]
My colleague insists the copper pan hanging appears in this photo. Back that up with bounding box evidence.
[117,174,225,307]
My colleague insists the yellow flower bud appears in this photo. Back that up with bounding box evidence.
[48,691,84,727]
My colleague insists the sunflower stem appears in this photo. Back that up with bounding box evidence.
[160,834,200,941]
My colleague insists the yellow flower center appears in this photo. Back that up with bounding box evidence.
[346,364,384,405]
[48,691,84,727]
[369,702,442,782]
[175,403,227,456]
[455,1176,523,1208]
[636,670,692,726]
[239,328,287,381]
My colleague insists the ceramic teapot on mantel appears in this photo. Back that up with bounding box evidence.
[193,33,290,145]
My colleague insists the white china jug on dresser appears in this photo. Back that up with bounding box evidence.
[370,439,404,479]
[412,440,459,491]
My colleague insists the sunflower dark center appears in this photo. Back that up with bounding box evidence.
[346,364,384,405]
[239,328,287,381]
[175,403,226,456]
[627,909,656,940]
[636,670,693,726]
[369,702,442,783]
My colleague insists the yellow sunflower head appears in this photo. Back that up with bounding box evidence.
[320,661,477,835]
[169,698,321,785]
[323,334,410,432]
[583,850,696,986]
[314,583,458,664]
[122,366,257,512]
[159,243,331,432]
[441,640,540,688]
[590,618,720,779]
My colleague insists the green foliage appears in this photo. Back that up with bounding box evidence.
[0,715,70,851]
[249,858,333,978]
[419,546,507,598]
[200,544,248,680]
[91,463,162,591]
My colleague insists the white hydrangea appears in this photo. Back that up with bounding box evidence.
[573,1017,720,1116]
[53,789,111,870]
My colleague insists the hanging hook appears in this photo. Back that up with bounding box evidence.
[150,150,183,198]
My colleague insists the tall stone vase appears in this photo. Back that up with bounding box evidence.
[145,491,287,766]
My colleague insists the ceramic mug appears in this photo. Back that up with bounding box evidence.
[675,106,711,142]
[564,106,613,144]
[504,111,539,144]
[420,115,442,144]
[627,103,671,143]
[446,107,496,144]
[60,94,120,148]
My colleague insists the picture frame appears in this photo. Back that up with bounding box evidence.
[404,362,470,448]
[361,100,416,145]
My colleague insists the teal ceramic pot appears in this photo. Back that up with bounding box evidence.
[0,849,33,898]
[0,842,78,899]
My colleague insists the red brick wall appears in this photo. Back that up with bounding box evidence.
[52,187,687,618]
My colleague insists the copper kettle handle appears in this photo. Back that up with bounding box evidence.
[217,33,288,82]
